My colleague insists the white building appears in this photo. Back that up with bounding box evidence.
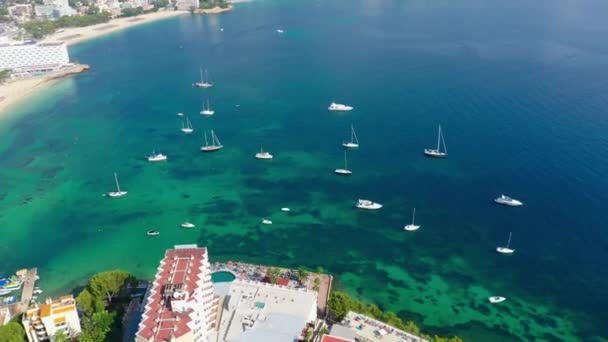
[22,295,82,342]
[216,280,318,342]
[0,42,70,78]
[0,306,11,326]
[34,4,56,19]
[175,0,198,11]
[136,244,219,342]
[8,5,33,23]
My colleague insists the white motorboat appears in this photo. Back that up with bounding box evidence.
[147,151,167,162]
[356,199,382,210]
[334,151,352,175]
[255,148,273,159]
[281,207,291,212]
[276,29,284,33]
[261,218,272,225]
[177,112,184,117]
[200,99,215,116]
[342,124,359,148]
[328,102,353,111]
[181,222,195,228]
[496,232,515,254]
[404,208,420,231]
[147,230,160,236]
[201,130,223,152]
[488,296,506,303]
[494,195,523,206]
[424,125,448,158]
[108,173,127,197]
[193,68,213,88]
[181,117,194,134]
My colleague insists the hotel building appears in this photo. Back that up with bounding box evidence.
[0,42,70,78]
[175,0,198,11]
[136,244,219,342]
[22,295,82,342]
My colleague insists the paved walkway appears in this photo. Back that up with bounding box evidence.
[9,268,37,316]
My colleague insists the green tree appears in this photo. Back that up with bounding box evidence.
[122,7,144,17]
[0,322,26,342]
[403,320,421,335]
[0,69,10,83]
[297,267,309,283]
[53,330,69,342]
[266,267,279,284]
[76,288,105,316]
[365,304,383,319]
[327,291,352,321]
[88,270,131,306]
[315,266,325,274]
[20,19,57,39]
[80,310,114,342]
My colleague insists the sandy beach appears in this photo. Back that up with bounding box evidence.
[42,10,187,46]
[0,11,188,116]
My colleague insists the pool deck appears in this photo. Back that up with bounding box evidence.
[211,261,332,315]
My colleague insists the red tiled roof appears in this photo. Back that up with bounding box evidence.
[136,246,207,342]
[276,278,289,286]
[321,335,354,342]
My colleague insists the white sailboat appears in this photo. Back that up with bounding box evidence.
[328,102,353,111]
[194,68,213,88]
[181,117,194,134]
[108,172,127,197]
[255,147,273,159]
[356,199,382,210]
[181,222,195,228]
[494,195,523,206]
[488,296,506,303]
[334,151,352,175]
[200,99,215,116]
[201,130,223,152]
[342,124,359,148]
[424,125,448,158]
[177,112,184,117]
[404,208,420,231]
[496,232,515,254]
[261,218,272,225]
[147,150,167,162]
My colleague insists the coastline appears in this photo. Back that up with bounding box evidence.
[195,5,234,14]
[0,64,90,115]
[41,10,188,47]
[0,11,187,116]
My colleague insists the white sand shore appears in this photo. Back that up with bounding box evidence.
[42,10,188,47]
[0,11,189,116]
[0,64,90,115]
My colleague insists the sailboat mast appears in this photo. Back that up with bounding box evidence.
[200,68,203,83]
[114,173,121,192]
[351,125,359,144]
[204,132,209,146]
[206,99,210,110]
[437,125,441,151]
[412,208,416,224]
[507,232,512,248]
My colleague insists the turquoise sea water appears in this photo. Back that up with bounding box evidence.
[1,0,608,340]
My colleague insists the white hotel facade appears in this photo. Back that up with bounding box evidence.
[0,42,71,78]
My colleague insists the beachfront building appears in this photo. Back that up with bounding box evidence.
[34,5,56,19]
[136,244,219,342]
[175,0,198,11]
[8,5,33,23]
[22,295,82,342]
[215,280,318,341]
[329,311,429,342]
[0,42,70,78]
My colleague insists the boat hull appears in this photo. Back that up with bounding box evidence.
[488,296,506,303]
[201,146,223,152]
[496,247,515,254]
[255,153,273,159]
[194,83,212,88]
[181,129,193,134]
[334,169,352,175]
[342,143,359,149]
[404,224,420,231]
[108,191,127,197]
[424,149,447,158]
[200,110,215,116]
[356,200,382,210]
